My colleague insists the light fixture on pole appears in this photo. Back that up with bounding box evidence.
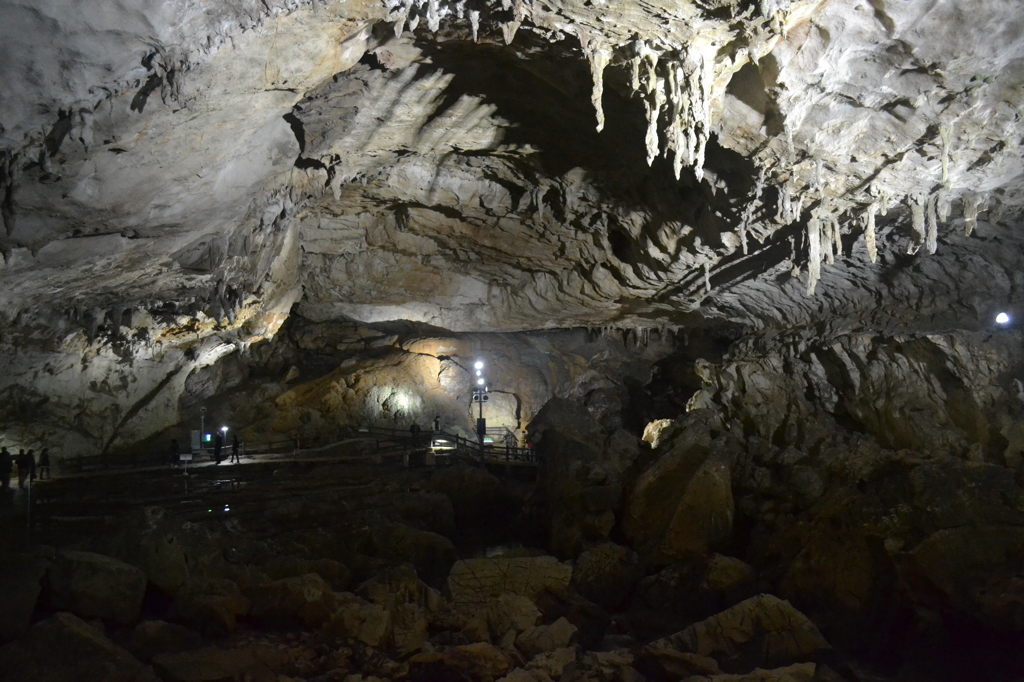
[471,359,490,459]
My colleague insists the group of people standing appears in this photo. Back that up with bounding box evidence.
[169,433,240,466]
[0,446,51,489]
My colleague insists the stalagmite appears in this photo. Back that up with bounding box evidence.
[806,216,821,296]
[963,193,981,236]
[469,10,480,42]
[703,261,711,294]
[864,202,877,263]
[909,195,926,254]
[926,194,938,254]
[832,214,842,256]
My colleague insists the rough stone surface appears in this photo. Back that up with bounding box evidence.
[647,594,830,673]
[446,556,573,607]
[46,550,147,625]
[0,612,158,682]
[171,577,250,634]
[0,552,48,642]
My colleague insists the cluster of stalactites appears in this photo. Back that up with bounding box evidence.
[624,39,717,181]
[385,0,529,45]
[804,200,842,296]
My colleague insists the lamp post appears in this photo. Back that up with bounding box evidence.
[471,359,489,465]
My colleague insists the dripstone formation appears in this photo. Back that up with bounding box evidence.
[1,1,1024,681]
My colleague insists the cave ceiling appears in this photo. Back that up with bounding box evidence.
[1,0,1024,342]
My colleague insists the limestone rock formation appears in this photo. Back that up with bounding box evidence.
[45,550,148,626]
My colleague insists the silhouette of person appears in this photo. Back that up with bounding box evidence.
[213,433,223,465]
[409,422,421,448]
[230,434,240,463]
[0,447,11,489]
[16,449,31,488]
[433,415,441,432]
[170,439,180,466]
[38,448,50,480]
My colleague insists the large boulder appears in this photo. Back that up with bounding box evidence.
[0,612,158,682]
[325,593,392,647]
[446,556,572,607]
[427,465,517,529]
[485,593,542,639]
[369,523,457,587]
[0,551,48,641]
[625,412,738,566]
[170,577,250,634]
[46,551,147,625]
[248,572,340,628]
[644,594,830,674]
[355,564,442,654]
[569,542,642,611]
[119,621,202,664]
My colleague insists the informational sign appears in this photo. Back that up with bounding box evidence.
[179,453,193,461]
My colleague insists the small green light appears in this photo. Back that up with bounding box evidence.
[208,509,212,512]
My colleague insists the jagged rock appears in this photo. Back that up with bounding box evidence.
[569,542,643,610]
[390,602,430,655]
[0,552,48,641]
[325,594,392,647]
[248,572,340,628]
[626,413,738,565]
[485,593,543,639]
[645,594,830,673]
[446,556,572,607]
[46,550,147,625]
[514,617,578,659]
[527,647,577,679]
[0,612,158,682]
[369,523,457,588]
[355,564,443,613]
[533,588,611,651]
[170,577,250,634]
[119,620,202,664]
[151,647,274,682]
[441,642,511,681]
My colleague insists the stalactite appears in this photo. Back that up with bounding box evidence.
[806,216,821,296]
[426,0,440,32]
[578,29,612,132]
[864,202,877,263]
[909,195,926,254]
[964,193,981,236]
[703,261,711,294]
[940,123,953,187]
[832,215,842,256]
[738,167,766,255]
[821,209,835,265]
[926,193,938,254]
[937,192,951,223]
[469,10,480,42]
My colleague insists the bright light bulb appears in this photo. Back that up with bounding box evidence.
[221,426,228,432]
[474,360,484,370]
[477,378,485,385]
[475,370,481,376]
[996,312,1011,325]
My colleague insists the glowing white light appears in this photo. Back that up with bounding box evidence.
[997,312,1011,325]
[477,378,485,385]
[474,360,484,370]
[475,370,481,376]
[220,426,228,433]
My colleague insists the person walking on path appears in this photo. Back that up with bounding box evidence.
[433,415,441,432]
[213,433,223,465]
[0,447,12,489]
[503,429,516,454]
[409,422,421,448]
[230,434,240,463]
[170,439,180,466]
[17,449,32,488]
[37,448,50,480]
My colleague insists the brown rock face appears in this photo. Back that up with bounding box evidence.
[45,551,147,626]
[445,556,572,607]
